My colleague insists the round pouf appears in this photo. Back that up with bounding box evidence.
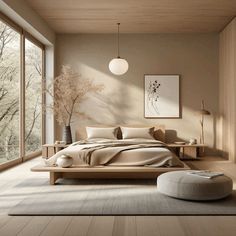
[157,170,233,201]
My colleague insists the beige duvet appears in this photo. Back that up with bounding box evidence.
[45,139,184,168]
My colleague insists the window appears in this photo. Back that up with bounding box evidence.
[25,39,43,155]
[0,14,45,168]
[0,21,20,164]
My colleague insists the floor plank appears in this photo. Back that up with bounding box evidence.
[17,216,53,236]
[215,216,236,236]
[40,216,72,236]
[0,215,12,229]
[0,216,32,236]
[87,216,115,236]
[136,216,161,236]
[63,216,92,236]
[112,216,136,236]
[156,216,186,236]
[178,216,216,236]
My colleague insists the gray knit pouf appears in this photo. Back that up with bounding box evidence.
[157,170,233,201]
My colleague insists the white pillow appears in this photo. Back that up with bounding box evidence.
[121,127,155,140]
[86,127,118,140]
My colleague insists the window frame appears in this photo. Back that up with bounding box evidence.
[0,11,45,169]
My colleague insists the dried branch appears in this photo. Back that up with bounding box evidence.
[44,65,104,126]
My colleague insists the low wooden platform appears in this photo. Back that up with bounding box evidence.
[31,163,190,185]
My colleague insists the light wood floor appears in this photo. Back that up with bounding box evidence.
[0,157,236,236]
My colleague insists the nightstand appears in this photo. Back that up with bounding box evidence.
[167,144,206,159]
[42,144,70,159]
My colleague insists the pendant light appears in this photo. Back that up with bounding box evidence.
[109,23,129,75]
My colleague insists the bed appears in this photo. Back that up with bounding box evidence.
[31,125,190,184]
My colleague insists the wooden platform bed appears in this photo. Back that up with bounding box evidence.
[32,125,190,185]
[31,164,190,185]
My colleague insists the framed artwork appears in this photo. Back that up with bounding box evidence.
[144,75,180,118]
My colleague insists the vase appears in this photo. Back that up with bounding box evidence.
[56,154,73,168]
[62,125,72,144]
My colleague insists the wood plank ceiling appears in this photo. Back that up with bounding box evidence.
[25,0,236,33]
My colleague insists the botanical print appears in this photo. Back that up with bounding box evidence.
[147,79,161,115]
[145,75,180,118]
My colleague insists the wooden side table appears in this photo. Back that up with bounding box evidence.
[42,144,70,159]
[167,144,206,159]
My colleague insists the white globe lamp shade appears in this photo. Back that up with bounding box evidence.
[109,58,129,75]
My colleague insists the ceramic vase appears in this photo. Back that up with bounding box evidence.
[56,154,73,168]
[62,125,72,144]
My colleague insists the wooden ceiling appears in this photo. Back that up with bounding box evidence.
[26,0,236,33]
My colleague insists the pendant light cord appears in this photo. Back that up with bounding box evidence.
[117,23,120,58]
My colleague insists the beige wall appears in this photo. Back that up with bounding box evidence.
[56,33,219,155]
[219,18,236,162]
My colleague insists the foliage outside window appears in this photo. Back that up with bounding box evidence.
[0,21,20,163]
[0,18,44,165]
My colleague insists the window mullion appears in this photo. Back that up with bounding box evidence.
[42,49,46,145]
[20,32,25,162]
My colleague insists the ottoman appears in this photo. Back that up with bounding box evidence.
[157,170,233,201]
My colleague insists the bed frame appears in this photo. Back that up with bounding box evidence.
[31,164,190,185]
[31,124,190,185]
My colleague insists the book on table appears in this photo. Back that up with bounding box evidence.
[188,170,224,179]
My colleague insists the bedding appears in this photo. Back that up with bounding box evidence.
[121,127,155,139]
[86,126,118,139]
[45,139,184,168]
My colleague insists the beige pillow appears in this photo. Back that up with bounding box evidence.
[86,127,118,140]
[121,127,155,139]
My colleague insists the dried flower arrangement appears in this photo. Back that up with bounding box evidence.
[44,65,104,142]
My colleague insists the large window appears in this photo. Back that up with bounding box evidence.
[25,39,43,155]
[0,21,20,164]
[0,15,45,167]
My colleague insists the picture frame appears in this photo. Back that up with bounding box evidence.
[144,74,180,118]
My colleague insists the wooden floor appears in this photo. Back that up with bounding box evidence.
[0,157,236,236]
